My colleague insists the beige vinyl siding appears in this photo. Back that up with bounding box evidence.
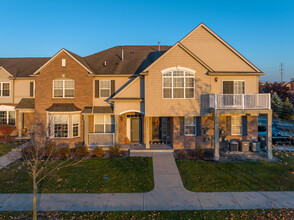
[145,45,210,117]
[0,68,13,103]
[14,79,35,103]
[180,26,255,72]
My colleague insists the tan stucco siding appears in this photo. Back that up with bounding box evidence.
[14,79,35,103]
[115,77,142,98]
[145,45,210,117]
[210,75,259,94]
[0,68,13,103]
[93,76,133,106]
[181,26,255,72]
[113,101,143,115]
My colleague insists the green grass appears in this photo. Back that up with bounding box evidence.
[0,142,20,157]
[0,157,153,193]
[176,150,294,192]
[0,209,293,219]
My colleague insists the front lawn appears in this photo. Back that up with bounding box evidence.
[0,157,153,193]
[0,142,20,157]
[0,209,293,219]
[176,150,294,192]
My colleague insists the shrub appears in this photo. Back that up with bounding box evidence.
[109,143,121,157]
[0,124,16,138]
[92,146,104,158]
[56,146,70,159]
[72,144,88,157]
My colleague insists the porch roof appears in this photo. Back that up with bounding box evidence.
[46,103,81,112]
[82,106,113,114]
[15,98,35,109]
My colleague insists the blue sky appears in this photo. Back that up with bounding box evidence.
[0,0,293,82]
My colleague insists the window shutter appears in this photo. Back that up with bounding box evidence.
[196,117,201,136]
[226,116,231,136]
[111,80,115,96]
[180,117,185,136]
[242,116,248,136]
[95,80,99,98]
[30,82,34,97]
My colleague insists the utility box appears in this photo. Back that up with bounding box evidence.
[240,141,250,152]
[250,141,260,152]
[229,141,239,152]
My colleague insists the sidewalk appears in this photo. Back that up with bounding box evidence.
[0,152,293,211]
[0,141,29,171]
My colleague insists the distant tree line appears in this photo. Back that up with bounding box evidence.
[261,82,294,120]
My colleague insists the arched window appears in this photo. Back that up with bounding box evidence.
[162,70,195,99]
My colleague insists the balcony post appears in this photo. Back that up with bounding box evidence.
[268,93,271,109]
[266,110,273,160]
[213,112,220,160]
[242,94,245,110]
[214,94,217,110]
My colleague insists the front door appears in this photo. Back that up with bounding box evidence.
[152,117,162,140]
[131,117,141,142]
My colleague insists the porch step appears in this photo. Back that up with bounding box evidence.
[130,149,174,153]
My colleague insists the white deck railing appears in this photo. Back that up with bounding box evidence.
[209,94,271,110]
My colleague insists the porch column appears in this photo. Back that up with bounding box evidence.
[145,117,150,149]
[84,115,89,146]
[266,110,273,160]
[115,115,119,144]
[214,112,220,160]
[18,111,23,137]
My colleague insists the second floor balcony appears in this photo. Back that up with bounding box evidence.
[209,93,271,110]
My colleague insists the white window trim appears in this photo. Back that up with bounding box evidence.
[94,114,115,133]
[0,110,15,125]
[184,116,196,136]
[231,116,243,136]
[162,70,195,99]
[72,115,80,138]
[99,80,111,98]
[53,79,75,98]
[0,82,11,98]
[222,80,245,94]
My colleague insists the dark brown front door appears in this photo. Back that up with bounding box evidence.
[152,117,162,140]
[131,118,141,142]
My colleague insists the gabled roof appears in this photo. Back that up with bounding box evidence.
[84,46,171,75]
[0,57,49,77]
[32,48,94,75]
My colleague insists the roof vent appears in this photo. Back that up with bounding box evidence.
[158,42,160,52]
[121,49,124,61]
[103,61,107,67]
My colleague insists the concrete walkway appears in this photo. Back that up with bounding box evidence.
[0,141,29,171]
[0,152,293,211]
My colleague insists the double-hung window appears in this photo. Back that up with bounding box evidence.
[53,115,69,138]
[72,115,80,137]
[222,81,245,94]
[0,111,15,125]
[185,116,196,136]
[53,79,74,98]
[100,80,111,97]
[231,116,242,135]
[0,83,10,97]
[94,114,115,133]
[163,71,194,99]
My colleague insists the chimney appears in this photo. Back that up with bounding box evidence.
[121,49,124,61]
[158,42,160,52]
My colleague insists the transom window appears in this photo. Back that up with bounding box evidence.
[53,79,74,98]
[163,71,194,99]
[231,116,242,135]
[100,80,111,97]
[0,111,15,125]
[94,114,115,133]
[223,81,245,94]
[185,117,196,136]
[0,83,10,97]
